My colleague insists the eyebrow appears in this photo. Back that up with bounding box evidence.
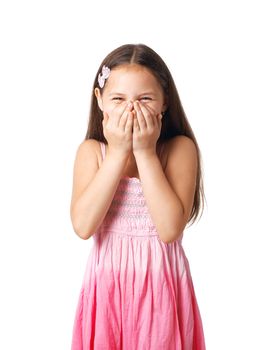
[108,92,156,96]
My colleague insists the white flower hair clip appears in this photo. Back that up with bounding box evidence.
[98,65,111,88]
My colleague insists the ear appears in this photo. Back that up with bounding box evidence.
[94,87,104,112]
[162,96,168,113]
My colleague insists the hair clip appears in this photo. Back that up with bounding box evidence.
[98,65,111,88]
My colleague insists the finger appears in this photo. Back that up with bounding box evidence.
[138,102,155,128]
[142,103,157,118]
[112,101,130,127]
[152,109,162,127]
[133,101,147,130]
[125,111,134,133]
[119,103,133,129]
[118,108,129,129]
[133,114,140,132]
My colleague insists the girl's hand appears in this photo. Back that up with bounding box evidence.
[132,100,163,154]
[102,102,134,156]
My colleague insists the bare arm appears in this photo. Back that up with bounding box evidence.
[70,140,129,240]
[134,136,198,244]
[70,100,134,239]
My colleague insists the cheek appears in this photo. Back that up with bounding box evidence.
[104,105,113,113]
[143,101,161,114]
[103,102,117,114]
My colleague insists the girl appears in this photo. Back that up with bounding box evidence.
[70,43,206,349]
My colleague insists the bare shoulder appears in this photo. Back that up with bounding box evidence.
[164,135,198,166]
[163,136,198,230]
[70,139,102,212]
[74,138,103,168]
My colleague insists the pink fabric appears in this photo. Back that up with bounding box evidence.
[71,142,206,349]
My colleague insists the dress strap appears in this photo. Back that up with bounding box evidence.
[99,142,106,160]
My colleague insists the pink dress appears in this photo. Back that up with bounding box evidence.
[71,141,206,350]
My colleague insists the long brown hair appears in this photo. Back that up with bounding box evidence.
[84,43,206,228]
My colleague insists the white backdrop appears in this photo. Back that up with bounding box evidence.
[0,0,278,349]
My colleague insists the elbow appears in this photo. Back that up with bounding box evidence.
[76,229,92,240]
[72,223,92,240]
[71,207,94,240]
[160,237,172,244]
[158,209,187,244]
[158,228,184,244]
[159,232,178,244]
[160,234,182,244]
[71,217,94,240]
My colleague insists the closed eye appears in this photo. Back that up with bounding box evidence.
[112,97,152,101]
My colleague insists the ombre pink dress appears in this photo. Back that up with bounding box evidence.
[71,141,206,350]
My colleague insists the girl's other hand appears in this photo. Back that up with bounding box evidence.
[132,100,163,155]
[102,101,134,157]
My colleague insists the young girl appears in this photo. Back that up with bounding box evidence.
[70,43,206,349]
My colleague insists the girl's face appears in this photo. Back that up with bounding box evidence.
[94,64,167,117]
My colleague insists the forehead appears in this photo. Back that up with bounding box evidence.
[105,64,162,92]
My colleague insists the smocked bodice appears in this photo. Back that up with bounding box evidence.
[100,176,159,236]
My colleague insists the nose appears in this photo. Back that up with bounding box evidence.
[128,100,135,110]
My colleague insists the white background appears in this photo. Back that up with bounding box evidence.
[0,0,278,349]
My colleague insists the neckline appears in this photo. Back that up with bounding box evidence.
[121,176,141,183]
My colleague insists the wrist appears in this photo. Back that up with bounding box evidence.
[133,147,157,160]
[106,145,130,160]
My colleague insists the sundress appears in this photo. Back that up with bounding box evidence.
[71,141,206,349]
